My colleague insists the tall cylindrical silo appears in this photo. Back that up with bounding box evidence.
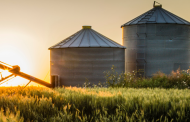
[49,26,126,86]
[121,3,190,77]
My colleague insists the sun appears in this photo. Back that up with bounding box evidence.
[0,49,30,86]
[0,31,35,86]
[0,29,51,87]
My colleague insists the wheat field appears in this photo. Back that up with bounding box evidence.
[0,86,189,122]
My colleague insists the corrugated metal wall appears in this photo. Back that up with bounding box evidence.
[50,48,125,86]
[123,24,190,77]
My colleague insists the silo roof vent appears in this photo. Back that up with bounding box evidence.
[82,26,91,29]
[49,26,125,49]
[121,1,190,27]
[153,1,162,8]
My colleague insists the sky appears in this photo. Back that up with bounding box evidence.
[0,0,189,86]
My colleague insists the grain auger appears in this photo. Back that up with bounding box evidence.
[0,61,54,88]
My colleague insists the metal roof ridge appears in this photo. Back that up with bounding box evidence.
[91,29,125,48]
[122,12,147,26]
[162,8,178,24]
[78,29,86,47]
[155,7,158,23]
[121,6,190,26]
[162,8,190,24]
[121,8,154,27]
[87,29,90,47]
[48,29,81,49]
[89,29,101,47]
[91,29,119,47]
[49,26,126,49]
[158,8,167,23]
[91,29,111,47]
[68,29,85,47]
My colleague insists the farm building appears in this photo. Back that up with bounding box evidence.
[121,3,190,77]
[49,26,125,86]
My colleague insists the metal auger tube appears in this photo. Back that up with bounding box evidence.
[0,62,53,88]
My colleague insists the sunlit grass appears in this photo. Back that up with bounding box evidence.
[0,108,24,122]
[0,86,190,121]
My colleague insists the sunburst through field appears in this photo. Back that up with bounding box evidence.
[0,30,44,87]
[0,62,30,87]
[0,50,29,86]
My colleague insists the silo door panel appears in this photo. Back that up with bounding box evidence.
[51,75,60,87]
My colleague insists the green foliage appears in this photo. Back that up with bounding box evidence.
[104,65,190,89]
[0,87,190,121]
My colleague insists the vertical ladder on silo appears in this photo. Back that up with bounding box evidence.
[135,8,157,77]
[136,44,146,77]
[136,24,147,77]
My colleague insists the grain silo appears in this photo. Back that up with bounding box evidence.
[121,2,190,77]
[49,26,125,86]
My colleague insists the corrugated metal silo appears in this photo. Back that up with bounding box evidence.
[49,26,126,86]
[121,2,190,77]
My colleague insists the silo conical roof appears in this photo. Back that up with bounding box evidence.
[49,26,125,49]
[121,5,190,27]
